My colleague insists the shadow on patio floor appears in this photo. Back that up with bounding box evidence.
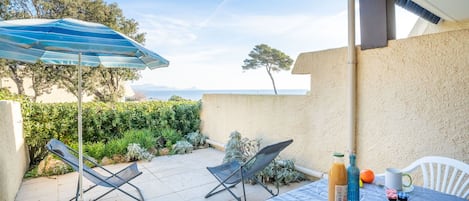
[15,148,310,201]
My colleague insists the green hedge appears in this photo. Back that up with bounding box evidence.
[22,100,201,165]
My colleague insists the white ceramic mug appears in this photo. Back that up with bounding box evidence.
[385,168,413,191]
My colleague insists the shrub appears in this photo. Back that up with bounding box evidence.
[1,88,23,100]
[172,140,193,154]
[103,139,128,157]
[85,141,106,160]
[256,159,306,185]
[223,131,260,163]
[160,128,182,145]
[168,95,187,101]
[126,143,154,161]
[20,100,200,166]
[185,131,208,147]
[70,129,157,162]
[223,131,305,185]
[36,155,71,176]
[171,102,201,135]
[121,129,156,150]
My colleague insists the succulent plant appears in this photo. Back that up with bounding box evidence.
[185,131,208,147]
[223,131,306,185]
[126,143,154,162]
[172,140,194,154]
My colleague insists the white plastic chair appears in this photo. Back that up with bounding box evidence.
[401,156,469,199]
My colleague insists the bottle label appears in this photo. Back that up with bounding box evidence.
[335,185,347,201]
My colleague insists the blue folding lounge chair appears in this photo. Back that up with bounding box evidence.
[46,139,144,201]
[205,139,293,201]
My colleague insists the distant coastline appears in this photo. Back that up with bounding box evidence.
[132,88,309,101]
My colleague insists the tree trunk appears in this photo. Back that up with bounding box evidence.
[30,73,38,102]
[93,90,105,101]
[9,65,25,95]
[266,65,277,95]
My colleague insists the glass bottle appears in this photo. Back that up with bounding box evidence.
[347,154,360,201]
[328,152,347,201]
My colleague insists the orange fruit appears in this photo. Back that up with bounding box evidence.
[360,169,375,183]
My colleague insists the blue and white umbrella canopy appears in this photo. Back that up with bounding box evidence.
[0,18,169,68]
[0,18,169,200]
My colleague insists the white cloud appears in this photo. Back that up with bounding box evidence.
[138,15,198,48]
[201,10,350,55]
[128,1,418,90]
[199,0,231,28]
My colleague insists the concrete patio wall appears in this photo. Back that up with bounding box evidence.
[200,28,469,175]
[200,94,335,173]
[0,101,30,201]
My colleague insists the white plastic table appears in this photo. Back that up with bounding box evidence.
[268,177,467,201]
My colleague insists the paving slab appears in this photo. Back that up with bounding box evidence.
[15,148,311,201]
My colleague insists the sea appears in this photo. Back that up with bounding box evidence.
[134,89,309,101]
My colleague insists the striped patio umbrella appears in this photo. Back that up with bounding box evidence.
[0,18,169,200]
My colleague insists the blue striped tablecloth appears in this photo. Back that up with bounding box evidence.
[268,177,467,201]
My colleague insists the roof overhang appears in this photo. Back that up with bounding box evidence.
[412,0,469,22]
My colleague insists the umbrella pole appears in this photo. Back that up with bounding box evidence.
[78,53,84,201]
[348,0,357,155]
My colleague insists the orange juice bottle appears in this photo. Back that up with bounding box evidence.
[328,152,347,201]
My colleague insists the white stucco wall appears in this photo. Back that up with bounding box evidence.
[0,78,134,103]
[201,29,469,176]
[356,29,469,172]
[0,101,29,201]
[0,78,94,103]
[200,94,323,167]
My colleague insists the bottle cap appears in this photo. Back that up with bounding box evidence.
[333,152,344,157]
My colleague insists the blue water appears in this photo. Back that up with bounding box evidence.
[136,89,309,101]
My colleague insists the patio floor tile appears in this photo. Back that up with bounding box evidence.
[15,148,311,201]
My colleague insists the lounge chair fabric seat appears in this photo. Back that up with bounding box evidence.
[205,139,293,201]
[46,139,144,201]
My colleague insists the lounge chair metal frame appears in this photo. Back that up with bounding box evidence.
[46,139,144,201]
[205,139,293,201]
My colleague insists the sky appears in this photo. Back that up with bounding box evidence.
[110,0,418,90]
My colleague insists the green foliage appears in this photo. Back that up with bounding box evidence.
[168,95,188,101]
[223,131,244,163]
[126,143,154,161]
[24,168,38,178]
[92,129,155,159]
[172,140,193,154]
[165,141,173,150]
[22,101,200,165]
[90,67,139,102]
[160,128,182,145]
[0,88,11,99]
[84,141,106,160]
[223,131,305,185]
[256,159,306,185]
[223,131,260,163]
[242,44,293,94]
[242,44,293,71]
[121,129,156,150]
[0,60,28,96]
[0,87,28,101]
[185,131,208,147]
[1,0,144,102]
[26,62,59,102]
[171,102,201,135]
[102,139,128,157]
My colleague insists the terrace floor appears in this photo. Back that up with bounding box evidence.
[15,148,310,201]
